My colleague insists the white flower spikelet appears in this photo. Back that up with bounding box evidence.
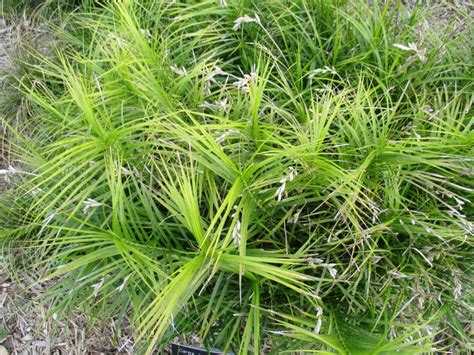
[91,277,105,297]
[314,306,323,334]
[393,42,427,63]
[308,258,338,279]
[0,165,17,175]
[275,166,297,202]
[389,326,397,340]
[140,28,152,38]
[202,65,230,94]
[199,98,229,111]
[219,0,227,8]
[453,275,462,300]
[83,198,102,214]
[0,165,18,183]
[117,275,131,292]
[39,212,57,235]
[325,263,338,279]
[170,64,188,76]
[233,14,261,31]
[232,219,241,245]
[216,129,239,145]
[393,42,418,52]
[233,67,257,93]
[109,33,126,49]
[309,66,337,78]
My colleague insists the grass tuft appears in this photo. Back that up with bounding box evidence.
[1,0,473,353]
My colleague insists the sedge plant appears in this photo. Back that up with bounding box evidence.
[1,0,473,353]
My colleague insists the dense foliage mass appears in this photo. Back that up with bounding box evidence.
[1,0,473,353]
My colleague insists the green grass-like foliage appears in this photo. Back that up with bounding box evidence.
[1,0,473,353]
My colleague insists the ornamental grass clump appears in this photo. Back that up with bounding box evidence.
[1,0,473,353]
